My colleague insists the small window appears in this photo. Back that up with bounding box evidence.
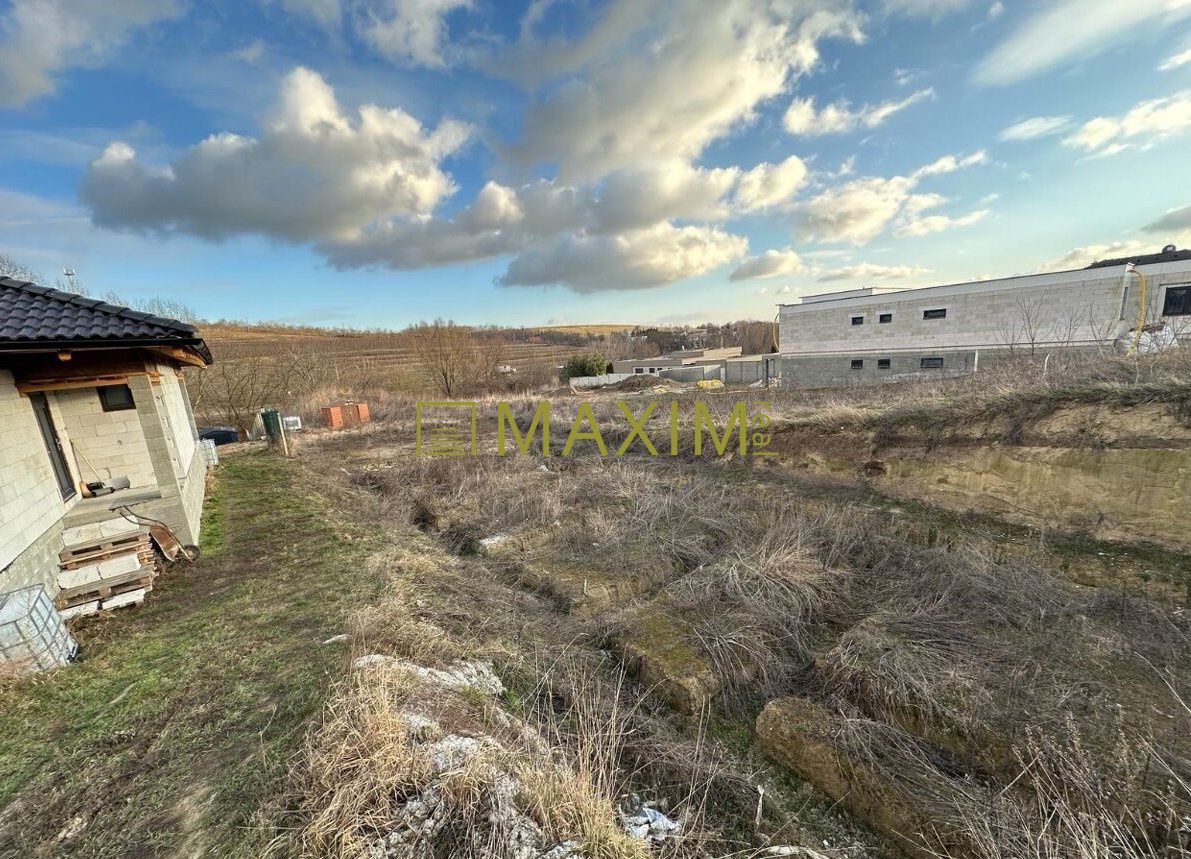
[634,368,643,374]
[879,313,893,324]
[98,384,135,411]
[923,308,947,320]
[851,316,864,326]
[920,357,944,369]
[877,358,891,369]
[850,359,864,370]
[1163,285,1191,316]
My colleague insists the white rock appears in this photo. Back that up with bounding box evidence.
[322,633,349,645]
[353,654,396,669]
[478,534,513,556]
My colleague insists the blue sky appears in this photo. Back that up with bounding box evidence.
[1,0,1190,328]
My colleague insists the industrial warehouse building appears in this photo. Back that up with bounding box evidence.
[777,246,1191,388]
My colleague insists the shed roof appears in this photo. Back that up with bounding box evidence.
[0,277,212,364]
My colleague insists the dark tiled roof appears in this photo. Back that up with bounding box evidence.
[0,277,212,363]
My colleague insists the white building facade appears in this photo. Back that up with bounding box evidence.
[777,248,1191,388]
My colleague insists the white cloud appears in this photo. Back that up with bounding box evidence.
[1062,90,1191,155]
[986,1,1005,20]
[1042,209,1191,271]
[324,155,804,287]
[729,248,805,280]
[999,115,1072,141]
[358,0,471,68]
[230,39,267,64]
[798,176,915,244]
[895,207,988,237]
[504,0,864,180]
[815,263,931,281]
[783,88,934,136]
[974,0,1191,86]
[1040,240,1158,271]
[797,151,988,244]
[497,223,748,292]
[1158,46,1191,70]
[81,67,471,243]
[80,65,802,292]
[882,0,972,17]
[731,155,809,209]
[0,0,182,107]
[912,149,988,178]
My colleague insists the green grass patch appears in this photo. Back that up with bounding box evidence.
[0,450,387,857]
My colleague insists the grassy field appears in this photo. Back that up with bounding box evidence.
[1,373,1187,857]
[0,453,387,858]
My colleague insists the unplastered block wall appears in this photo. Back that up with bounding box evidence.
[54,387,156,488]
[0,370,67,577]
[153,366,197,478]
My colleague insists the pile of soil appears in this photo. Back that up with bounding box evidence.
[606,375,667,392]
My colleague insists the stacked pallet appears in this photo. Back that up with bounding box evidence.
[55,518,157,619]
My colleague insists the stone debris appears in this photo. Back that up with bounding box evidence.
[765,847,831,858]
[351,656,505,697]
[353,654,394,669]
[478,534,514,556]
[367,711,583,859]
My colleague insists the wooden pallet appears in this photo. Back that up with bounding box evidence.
[59,528,149,566]
[60,538,154,573]
[55,566,155,609]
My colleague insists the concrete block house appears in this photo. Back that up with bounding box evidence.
[0,277,212,598]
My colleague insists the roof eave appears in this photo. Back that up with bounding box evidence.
[0,337,213,365]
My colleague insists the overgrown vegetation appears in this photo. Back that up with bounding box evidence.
[347,435,1190,858]
[0,454,387,857]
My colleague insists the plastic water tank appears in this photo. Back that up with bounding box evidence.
[0,585,78,674]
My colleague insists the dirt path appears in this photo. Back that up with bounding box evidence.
[0,451,387,858]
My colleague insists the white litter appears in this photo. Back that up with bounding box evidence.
[322,633,349,645]
[621,804,681,842]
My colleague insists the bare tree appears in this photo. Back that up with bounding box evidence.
[187,359,289,437]
[0,253,42,283]
[407,319,499,397]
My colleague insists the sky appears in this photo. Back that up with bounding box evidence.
[1,0,1190,329]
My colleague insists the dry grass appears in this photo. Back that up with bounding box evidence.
[303,361,1191,859]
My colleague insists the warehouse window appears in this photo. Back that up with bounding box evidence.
[877,358,891,369]
[634,368,643,374]
[98,384,135,412]
[923,308,947,320]
[879,313,893,323]
[920,357,944,369]
[1163,285,1191,316]
[851,315,864,326]
[850,359,864,370]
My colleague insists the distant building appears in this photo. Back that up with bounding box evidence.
[610,346,743,376]
[0,277,212,598]
[777,246,1191,388]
